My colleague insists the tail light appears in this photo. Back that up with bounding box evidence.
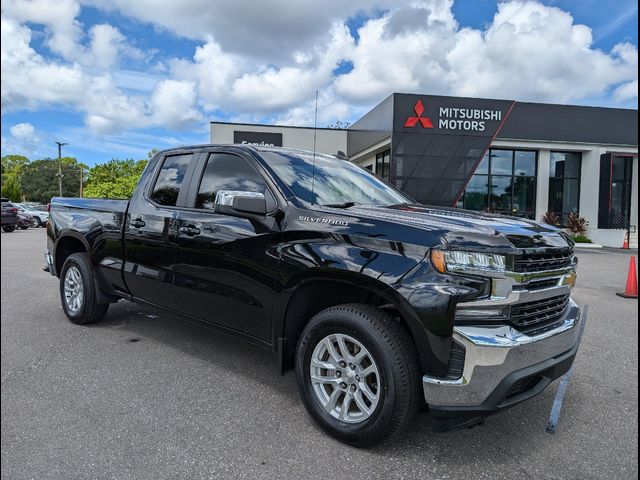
[10,208,17,213]
[47,203,51,212]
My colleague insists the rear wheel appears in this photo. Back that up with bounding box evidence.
[59,253,109,325]
[295,303,421,447]
[2,225,15,232]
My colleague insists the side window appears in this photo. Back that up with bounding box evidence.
[150,154,192,206]
[196,153,266,210]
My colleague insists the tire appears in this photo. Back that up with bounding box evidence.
[33,217,42,228]
[20,225,28,230]
[59,253,109,325]
[2,225,16,232]
[295,303,421,447]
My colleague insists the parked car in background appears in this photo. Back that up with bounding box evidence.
[16,212,33,230]
[16,204,49,227]
[1,198,19,232]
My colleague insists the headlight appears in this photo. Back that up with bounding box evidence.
[431,250,506,273]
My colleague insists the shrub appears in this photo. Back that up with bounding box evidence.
[571,234,592,243]
[566,212,588,236]
[541,211,560,226]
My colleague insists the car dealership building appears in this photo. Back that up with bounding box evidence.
[211,93,638,247]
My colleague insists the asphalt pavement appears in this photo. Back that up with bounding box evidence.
[1,228,638,479]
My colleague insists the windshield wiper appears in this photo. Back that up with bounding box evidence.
[322,202,357,209]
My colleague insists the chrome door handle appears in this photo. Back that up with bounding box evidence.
[179,225,201,236]
[130,218,146,228]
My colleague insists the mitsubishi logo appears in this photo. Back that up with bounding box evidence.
[404,99,434,128]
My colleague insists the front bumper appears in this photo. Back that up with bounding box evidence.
[423,298,583,426]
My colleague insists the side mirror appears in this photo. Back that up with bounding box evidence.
[214,190,267,218]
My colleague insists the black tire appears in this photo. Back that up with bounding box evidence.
[59,253,109,325]
[19,225,28,230]
[295,303,421,447]
[2,225,16,232]
[33,217,42,228]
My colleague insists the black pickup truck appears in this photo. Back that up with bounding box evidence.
[45,145,583,446]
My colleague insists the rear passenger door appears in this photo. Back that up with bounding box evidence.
[172,150,281,342]
[123,150,198,308]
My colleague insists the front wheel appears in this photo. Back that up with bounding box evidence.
[2,225,15,232]
[59,253,109,325]
[32,217,42,228]
[295,304,421,447]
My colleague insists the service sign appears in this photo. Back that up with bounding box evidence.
[233,131,283,147]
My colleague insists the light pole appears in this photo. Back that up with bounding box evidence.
[55,141,68,197]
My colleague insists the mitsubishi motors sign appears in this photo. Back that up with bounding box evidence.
[401,98,506,133]
[391,93,515,207]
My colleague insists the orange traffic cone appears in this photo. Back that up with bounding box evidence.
[622,232,629,249]
[616,257,638,299]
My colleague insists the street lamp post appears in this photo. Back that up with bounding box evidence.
[55,141,68,197]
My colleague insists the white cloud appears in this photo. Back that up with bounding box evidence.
[149,79,202,129]
[335,0,638,106]
[9,122,36,140]
[1,0,637,152]
[7,122,42,152]
[81,0,394,62]
[87,24,125,69]
[0,17,87,109]
[2,0,82,60]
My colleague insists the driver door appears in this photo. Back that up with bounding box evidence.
[172,150,281,342]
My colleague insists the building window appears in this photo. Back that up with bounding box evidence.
[611,156,634,225]
[460,149,537,219]
[375,150,391,181]
[548,152,581,225]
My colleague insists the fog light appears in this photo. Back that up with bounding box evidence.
[455,307,506,320]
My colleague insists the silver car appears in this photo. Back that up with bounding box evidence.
[16,204,49,227]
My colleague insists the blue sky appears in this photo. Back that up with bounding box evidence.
[1,0,637,166]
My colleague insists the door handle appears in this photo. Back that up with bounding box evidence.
[130,218,146,228]
[179,225,201,236]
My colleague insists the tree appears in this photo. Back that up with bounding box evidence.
[83,159,148,199]
[327,120,351,129]
[20,158,82,203]
[1,155,29,201]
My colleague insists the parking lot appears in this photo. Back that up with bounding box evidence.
[1,228,638,479]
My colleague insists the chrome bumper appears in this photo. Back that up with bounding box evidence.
[423,298,582,408]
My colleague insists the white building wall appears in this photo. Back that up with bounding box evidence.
[210,122,347,157]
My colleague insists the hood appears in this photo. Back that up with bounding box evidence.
[333,203,572,251]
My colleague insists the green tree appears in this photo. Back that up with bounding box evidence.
[1,155,30,200]
[83,159,148,199]
[20,158,82,203]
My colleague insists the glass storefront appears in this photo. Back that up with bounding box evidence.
[458,149,537,218]
[375,150,391,181]
[548,151,581,225]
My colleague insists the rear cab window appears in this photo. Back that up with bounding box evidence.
[149,154,192,206]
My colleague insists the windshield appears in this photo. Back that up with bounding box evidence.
[260,150,411,206]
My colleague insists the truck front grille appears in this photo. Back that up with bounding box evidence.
[513,248,574,273]
[513,277,560,292]
[510,293,570,334]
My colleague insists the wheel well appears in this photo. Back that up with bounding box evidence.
[55,236,87,276]
[281,280,416,371]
